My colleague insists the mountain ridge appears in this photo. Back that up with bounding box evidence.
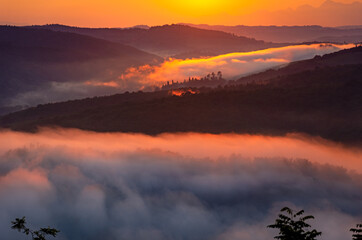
[183,23,362,43]
[27,24,285,58]
[0,25,161,62]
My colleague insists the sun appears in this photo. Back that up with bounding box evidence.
[159,0,225,17]
[181,0,221,10]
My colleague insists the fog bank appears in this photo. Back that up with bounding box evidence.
[0,129,361,240]
[117,43,354,87]
[8,44,354,109]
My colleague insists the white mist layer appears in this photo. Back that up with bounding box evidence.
[0,129,361,240]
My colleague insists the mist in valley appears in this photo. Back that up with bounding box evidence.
[1,129,361,240]
[2,43,354,113]
[1,1,362,240]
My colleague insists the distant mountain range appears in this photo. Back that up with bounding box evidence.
[0,26,160,63]
[2,47,361,145]
[184,24,362,43]
[1,23,360,118]
[0,24,293,115]
[27,24,284,58]
[194,0,362,28]
[0,26,162,115]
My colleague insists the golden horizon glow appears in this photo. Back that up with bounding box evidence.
[0,0,361,27]
[161,0,223,13]
[1,129,361,173]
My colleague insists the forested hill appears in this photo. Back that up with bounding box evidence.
[233,46,362,85]
[1,63,361,145]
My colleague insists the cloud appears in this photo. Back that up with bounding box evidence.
[0,129,361,240]
[116,43,354,87]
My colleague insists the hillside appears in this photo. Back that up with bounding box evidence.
[185,24,362,43]
[28,24,285,58]
[233,46,362,85]
[0,26,162,115]
[1,63,361,145]
[0,26,161,63]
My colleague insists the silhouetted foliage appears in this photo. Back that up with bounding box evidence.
[160,71,226,90]
[268,207,322,240]
[350,224,362,240]
[11,217,59,240]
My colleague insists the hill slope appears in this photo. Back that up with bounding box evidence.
[0,26,162,114]
[233,46,362,85]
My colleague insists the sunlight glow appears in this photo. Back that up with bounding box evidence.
[159,0,226,16]
[0,0,360,27]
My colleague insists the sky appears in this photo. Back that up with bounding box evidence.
[1,0,361,27]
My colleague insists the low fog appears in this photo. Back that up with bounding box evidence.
[117,43,354,86]
[0,129,361,240]
[8,43,354,109]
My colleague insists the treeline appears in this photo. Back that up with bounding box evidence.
[10,208,362,240]
[1,64,361,145]
[160,71,226,90]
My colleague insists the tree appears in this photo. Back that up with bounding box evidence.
[217,71,222,80]
[11,217,59,240]
[267,207,322,240]
[350,224,362,240]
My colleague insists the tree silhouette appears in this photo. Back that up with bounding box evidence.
[217,71,222,80]
[350,224,362,240]
[11,217,59,240]
[268,207,322,240]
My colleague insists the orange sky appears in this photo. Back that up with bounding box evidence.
[0,0,361,27]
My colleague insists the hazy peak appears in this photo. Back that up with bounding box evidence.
[321,0,342,7]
